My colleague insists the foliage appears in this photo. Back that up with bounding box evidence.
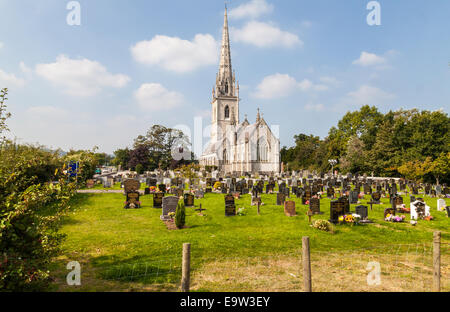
[175,200,186,229]
[281,107,450,183]
[63,149,99,185]
[112,148,131,169]
[127,145,150,172]
[134,125,191,170]
[0,143,75,291]
[135,163,144,174]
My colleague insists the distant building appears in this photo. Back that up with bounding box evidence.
[200,8,280,175]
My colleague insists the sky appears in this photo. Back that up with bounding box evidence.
[0,0,449,155]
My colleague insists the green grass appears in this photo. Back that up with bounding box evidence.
[51,189,450,291]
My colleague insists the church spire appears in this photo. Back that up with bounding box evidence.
[216,6,235,97]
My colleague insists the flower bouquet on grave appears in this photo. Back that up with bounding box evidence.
[397,205,410,213]
[385,214,406,222]
[168,212,176,222]
[311,219,333,232]
[150,186,156,193]
[424,215,434,221]
[213,181,221,190]
[237,207,246,216]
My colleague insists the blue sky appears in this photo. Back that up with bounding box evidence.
[0,0,449,154]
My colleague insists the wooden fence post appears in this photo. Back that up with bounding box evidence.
[433,231,441,292]
[302,236,312,292]
[181,243,191,292]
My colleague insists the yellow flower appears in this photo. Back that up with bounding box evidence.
[338,216,344,222]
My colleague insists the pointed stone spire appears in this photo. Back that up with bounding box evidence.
[256,108,261,123]
[217,6,234,97]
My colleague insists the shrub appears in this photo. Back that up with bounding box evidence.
[175,200,186,229]
[0,143,75,291]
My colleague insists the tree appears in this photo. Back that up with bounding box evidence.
[175,200,186,229]
[430,152,450,185]
[112,148,131,169]
[339,135,367,174]
[127,145,151,171]
[134,125,191,170]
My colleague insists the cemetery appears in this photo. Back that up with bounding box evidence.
[0,2,449,297]
[47,171,450,292]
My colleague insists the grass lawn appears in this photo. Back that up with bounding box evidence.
[50,186,450,292]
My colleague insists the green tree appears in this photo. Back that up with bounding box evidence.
[112,148,131,169]
[175,200,186,229]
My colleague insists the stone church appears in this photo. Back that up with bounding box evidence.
[200,7,280,175]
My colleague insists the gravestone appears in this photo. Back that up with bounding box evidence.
[86,179,95,189]
[355,205,372,223]
[327,187,335,199]
[329,200,345,224]
[276,192,286,206]
[158,184,166,193]
[144,187,150,195]
[123,179,141,209]
[195,189,204,199]
[176,188,184,198]
[446,206,450,217]
[184,193,194,207]
[364,184,372,195]
[309,198,322,215]
[160,196,179,221]
[284,201,296,217]
[153,192,164,208]
[392,196,403,208]
[437,199,446,211]
[410,201,430,220]
[371,192,381,204]
[349,190,359,204]
[225,194,236,216]
[302,188,312,205]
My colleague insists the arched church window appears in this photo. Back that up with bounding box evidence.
[225,105,230,119]
[225,82,229,94]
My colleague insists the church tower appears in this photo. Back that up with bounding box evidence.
[210,6,240,144]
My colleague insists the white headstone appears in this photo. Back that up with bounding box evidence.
[437,199,446,211]
[410,201,431,220]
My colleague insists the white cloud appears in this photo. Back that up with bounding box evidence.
[0,42,4,49]
[0,69,26,88]
[352,51,386,67]
[253,74,328,99]
[134,83,183,111]
[319,76,339,86]
[35,55,130,97]
[305,102,325,112]
[26,106,68,118]
[228,0,274,20]
[231,21,302,48]
[131,34,218,73]
[347,85,395,105]
[254,73,298,99]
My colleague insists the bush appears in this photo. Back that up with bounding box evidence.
[175,200,186,229]
[0,143,75,291]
